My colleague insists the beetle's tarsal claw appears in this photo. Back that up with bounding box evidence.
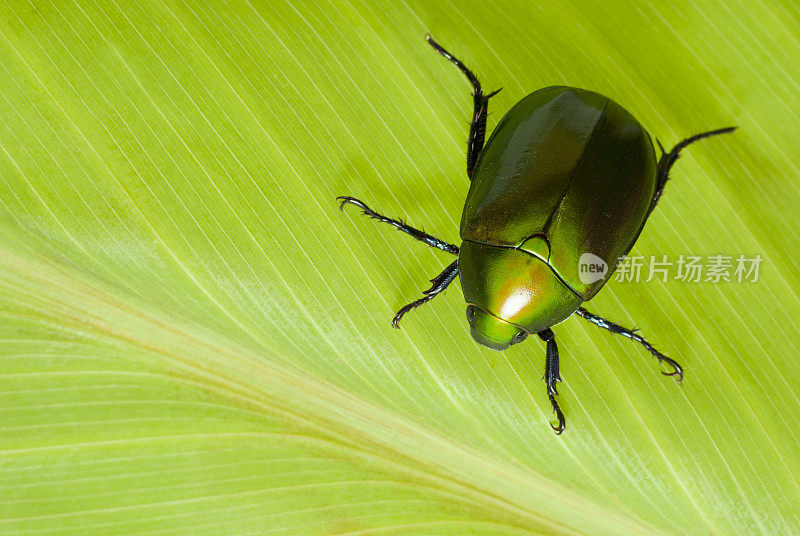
[651,353,684,384]
[336,195,368,213]
[659,358,684,383]
[392,300,424,328]
[391,308,407,329]
[646,342,684,383]
[549,394,566,435]
[392,297,430,328]
[392,300,422,328]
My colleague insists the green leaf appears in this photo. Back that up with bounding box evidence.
[1,1,798,534]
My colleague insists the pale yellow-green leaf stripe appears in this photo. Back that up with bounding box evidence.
[1,0,799,534]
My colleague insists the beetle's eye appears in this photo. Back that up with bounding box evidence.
[511,330,528,344]
[466,305,476,323]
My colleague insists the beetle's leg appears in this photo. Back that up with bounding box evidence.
[651,126,736,212]
[574,307,684,382]
[426,34,501,179]
[336,196,459,255]
[392,260,459,328]
[537,328,566,434]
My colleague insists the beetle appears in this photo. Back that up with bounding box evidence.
[337,35,734,434]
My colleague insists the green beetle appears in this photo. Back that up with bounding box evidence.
[338,35,734,434]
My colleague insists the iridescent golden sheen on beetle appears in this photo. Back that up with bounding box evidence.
[457,86,658,351]
[459,241,582,350]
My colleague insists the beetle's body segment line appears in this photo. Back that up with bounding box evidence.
[541,99,610,236]
[460,237,585,303]
[462,235,583,301]
[519,233,552,262]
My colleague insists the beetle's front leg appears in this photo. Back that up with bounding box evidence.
[336,196,459,255]
[392,260,458,328]
[425,34,501,179]
[575,307,683,382]
[538,328,566,435]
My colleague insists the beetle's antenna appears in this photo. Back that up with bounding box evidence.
[574,307,683,382]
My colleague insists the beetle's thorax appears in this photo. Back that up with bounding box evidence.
[458,240,582,345]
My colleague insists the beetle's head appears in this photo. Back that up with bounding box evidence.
[458,241,582,351]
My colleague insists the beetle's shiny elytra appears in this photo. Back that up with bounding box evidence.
[460,86,657,343]
[337,35,735,434]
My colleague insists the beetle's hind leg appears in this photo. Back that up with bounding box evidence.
[651,126,736,212]
[426,34,501,180]
[336,196,459,255]
[575,307,683,382]
[392,260,458,328]
[538,328,566,435]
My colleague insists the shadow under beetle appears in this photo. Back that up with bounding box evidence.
[337,34,735,434]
